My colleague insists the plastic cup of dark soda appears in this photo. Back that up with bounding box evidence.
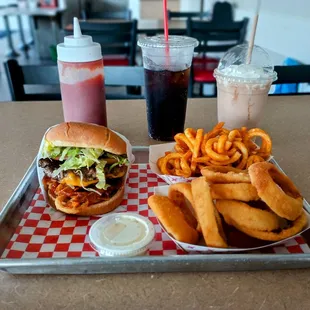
[138,35,198,141]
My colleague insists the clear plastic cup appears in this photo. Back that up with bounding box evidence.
[138,35,198,141]
[214,44,277,129]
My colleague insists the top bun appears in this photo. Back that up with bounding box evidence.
[45,122,127,155]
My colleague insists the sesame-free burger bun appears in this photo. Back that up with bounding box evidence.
[45,122,127,155]
[46,183,125,216]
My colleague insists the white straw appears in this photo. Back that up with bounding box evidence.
[246,0,262,64]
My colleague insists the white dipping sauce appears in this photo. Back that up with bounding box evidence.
[89,213,155,257]
[101,217,146,246]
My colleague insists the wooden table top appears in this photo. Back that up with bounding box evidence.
[1,97,310,309]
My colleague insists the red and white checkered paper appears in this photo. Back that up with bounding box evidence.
[1,164,310,259]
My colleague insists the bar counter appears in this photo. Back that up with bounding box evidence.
[0,97,310,308]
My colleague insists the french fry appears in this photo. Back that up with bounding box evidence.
[156,122,272,177]
[190,128,204,173]
[191,177,227,248]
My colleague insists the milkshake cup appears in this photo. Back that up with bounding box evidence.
[214,44,277,129]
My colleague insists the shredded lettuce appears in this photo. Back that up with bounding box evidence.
[42,142,128,192]
[106,153,130,172]
[42,141,62,159]
[96,160,110,190]
[41,142,104,178]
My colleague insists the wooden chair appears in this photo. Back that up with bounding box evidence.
[81,10,132,21]
[186,18,249,97]
[167,10,210,20]
[4,59,145,101]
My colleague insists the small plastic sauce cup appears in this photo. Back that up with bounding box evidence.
[89,213,155,257]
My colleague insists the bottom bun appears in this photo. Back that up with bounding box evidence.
[47,185,125,216]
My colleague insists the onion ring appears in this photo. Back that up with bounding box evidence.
[227,210,308,241]
[211,183,259,201]
[216,200,285,232]
[248,162,303,221]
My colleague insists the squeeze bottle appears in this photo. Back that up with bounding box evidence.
[57,17,107,126]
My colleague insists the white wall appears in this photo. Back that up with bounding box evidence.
[180,0,200,11]
[228,0,310,64]
[128,0,140,19]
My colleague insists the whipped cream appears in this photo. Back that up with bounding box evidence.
[219,64,272,79]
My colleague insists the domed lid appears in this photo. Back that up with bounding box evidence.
[57,17,102,62]
[89,213,155,257]
[214,43,277,82]
[138,35,198,49]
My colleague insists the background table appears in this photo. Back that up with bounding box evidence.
[65,18,188,35]
[0,7,66,58]
[1,97,310,308]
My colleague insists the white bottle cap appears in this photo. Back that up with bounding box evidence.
[57,17,102,63]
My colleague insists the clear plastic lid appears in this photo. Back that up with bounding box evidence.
[214,43,277,82]
[138,35,198,49]
[89,213,155,257]
[138,35,198,71]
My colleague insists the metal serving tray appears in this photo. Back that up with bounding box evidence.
[1,146,310,274]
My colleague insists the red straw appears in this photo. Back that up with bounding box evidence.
[163,0,169,41]
[163,0,170,66]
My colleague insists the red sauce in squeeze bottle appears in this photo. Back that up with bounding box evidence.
[57,17,107,126]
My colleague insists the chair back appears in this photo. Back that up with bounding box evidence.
[273,65,310,84]
[168,10,209,20]
[81,9,132,20]
[187,18,249,53]
[4,59,145,101]
[67,20,137,66]
[211,1,234,24]
[4,59,61,101]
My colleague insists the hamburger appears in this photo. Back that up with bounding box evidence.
[38,122,129,216]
